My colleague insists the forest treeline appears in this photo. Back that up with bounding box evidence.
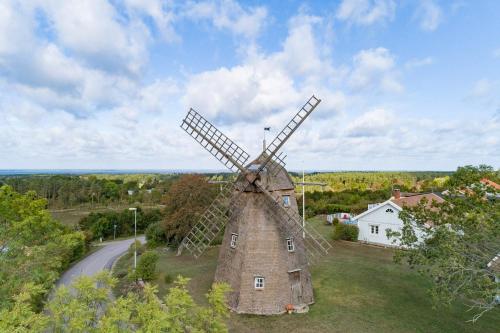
[0,174,179,208]
[0,171,453,209]
[290,171,452,192]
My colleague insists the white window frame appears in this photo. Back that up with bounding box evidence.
[254,276,265,289]
[370,225,379,235]
[286,237,295,252]
[282,195,291,207]
[230,233,238,248]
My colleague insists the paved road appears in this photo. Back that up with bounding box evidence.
[57,236,145,287]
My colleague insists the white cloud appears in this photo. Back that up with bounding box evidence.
[405,57,434,69]
[37,0,151,76]
[124,0,178,42]
[336,0,396,26]
[183,14,343,127]
[346,108,394,137]
[470,79,493,98]
[415,0,442,31]
[184,0,268,39]
[349,47,403,93]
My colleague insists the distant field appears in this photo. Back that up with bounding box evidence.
[113,217,499,333]
[50,204,165,227]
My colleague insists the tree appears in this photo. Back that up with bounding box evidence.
[0,186,87,311]
[145,222,167,247]
[1,272,231,332]
[447,165,499,188]
[161,175,218,247]
[393,177,499,321]
[135,251,159,281]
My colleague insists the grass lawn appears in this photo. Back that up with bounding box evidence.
[113,217,500,333]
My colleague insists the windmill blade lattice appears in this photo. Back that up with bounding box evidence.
[180,181,236,258]
[181,108,250,173]
[258,95,321,173]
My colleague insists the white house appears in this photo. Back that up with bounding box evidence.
[353,190,445,247]
[487,255,500,304]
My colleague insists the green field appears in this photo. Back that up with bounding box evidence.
[113,217,499,333]
[50,204,165,227]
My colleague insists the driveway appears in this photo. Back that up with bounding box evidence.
[57,236,145,287]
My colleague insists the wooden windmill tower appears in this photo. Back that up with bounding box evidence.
[179,95,332,315]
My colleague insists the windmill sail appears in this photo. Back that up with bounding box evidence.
[259,95,321,173]
[180,181,236,258]
[179,113,251,257]
[181,108,249,173]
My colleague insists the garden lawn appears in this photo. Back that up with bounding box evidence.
[114,217,500,333]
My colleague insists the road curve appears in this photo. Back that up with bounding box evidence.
[57,236,145,287]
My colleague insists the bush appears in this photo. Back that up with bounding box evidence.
[128,240,144,257]
[332,217,340,226]
[164,274,173,284]
[135,251,159,281]
[145,222,167,247]
[332,224,359,241]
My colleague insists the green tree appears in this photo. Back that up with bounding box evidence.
[393,181,499,321]
[135,251,159,281]
[145,221,167,247]
[447,165,499,188]
[1,272,231,332]
[0,186,86,311]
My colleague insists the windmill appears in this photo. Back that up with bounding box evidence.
[178,95,332,315]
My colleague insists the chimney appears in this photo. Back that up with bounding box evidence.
[392,188,401,199]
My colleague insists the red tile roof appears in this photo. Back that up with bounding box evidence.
[480,178,500,190]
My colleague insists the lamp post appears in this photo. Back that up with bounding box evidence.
[129,207,137,270]
[302,166,305,239]
[113,224,117,240]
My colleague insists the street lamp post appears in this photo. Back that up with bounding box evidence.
[302,167,305,239]
[129,208,137,270]
[113,224,117,240]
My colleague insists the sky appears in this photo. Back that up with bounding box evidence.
[0,0,499,171]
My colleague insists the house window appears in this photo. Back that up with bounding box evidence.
[230,233,238,248]
[283,195,291,207]
[386,208,394,213]
[370,225,379,234]
[254,276,265,289]
[286,238,295,252]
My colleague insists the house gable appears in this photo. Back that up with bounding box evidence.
[353,200,402,221]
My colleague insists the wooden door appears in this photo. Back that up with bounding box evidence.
[290,271,302,304]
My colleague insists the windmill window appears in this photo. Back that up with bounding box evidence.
[370,225,379,234]
[230,233,238,248]
[282,195,291,207]
[286,238,295,252]
[254,276,265,289]
[386,208,394,213]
